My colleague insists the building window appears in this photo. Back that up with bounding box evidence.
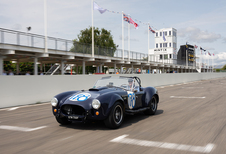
[169,43,171,47]
[173,43,176,48]
[160,43,162,48]
[160,55,162,59]
[165,31,167,36]
[169,31,171,36]
[156,32,158,37]
[160,32,162,36]
[164,54,168,59]
[156,43,158,48]
[169,54,172,59]
[173,31,176,37]
[163,43,167,47]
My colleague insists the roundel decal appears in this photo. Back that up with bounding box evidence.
[127,91,135,109]
[69,93,91,101]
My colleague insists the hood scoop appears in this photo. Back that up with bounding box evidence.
[89,87,108,91]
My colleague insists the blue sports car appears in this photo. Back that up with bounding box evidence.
[51,76,159,129]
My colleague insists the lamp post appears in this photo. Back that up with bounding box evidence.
[27,26,31,46]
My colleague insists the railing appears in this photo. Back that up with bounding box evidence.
[0,28,213,70]
[0,28,149,61]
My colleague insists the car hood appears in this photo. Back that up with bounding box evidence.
[62,91,99,105]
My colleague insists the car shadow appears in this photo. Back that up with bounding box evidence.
[121,109,164,128]
[59,109,164,130]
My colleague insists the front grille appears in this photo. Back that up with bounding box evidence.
[61,105,86,115]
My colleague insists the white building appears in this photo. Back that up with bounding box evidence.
[149,28,177,64]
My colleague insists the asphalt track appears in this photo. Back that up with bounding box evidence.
[0,77,226,154]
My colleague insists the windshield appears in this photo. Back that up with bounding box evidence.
[93,76,139,90]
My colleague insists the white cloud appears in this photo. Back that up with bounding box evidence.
[223,38,226,43]
[178,27,221,43]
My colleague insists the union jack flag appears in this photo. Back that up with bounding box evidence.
[149,26,155,33]
[129,17,139,29]
[123,14,130,23]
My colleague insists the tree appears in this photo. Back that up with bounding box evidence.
[222,64,226,70]
[70,27,117,57]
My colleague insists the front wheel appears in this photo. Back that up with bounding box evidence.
[144,96,158,115]
[104,102,124,129]
[55,116,72,125]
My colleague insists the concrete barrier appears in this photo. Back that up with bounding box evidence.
[0,73,226,108]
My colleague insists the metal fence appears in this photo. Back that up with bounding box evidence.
[0,28,213,70]
[0,28,149,61]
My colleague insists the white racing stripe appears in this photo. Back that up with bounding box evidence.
[170,96,206,99]
[110,135,215,153]
[0,125,47,132]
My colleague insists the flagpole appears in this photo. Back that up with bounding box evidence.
[208,53,209,73]
[92,0,94,57]
[128,14,130,61]
[148,23,150,62]
[212,54,214,72]
[200,48,202,73]
[122,11,124,60]
[44,0,48,53]
[162,31,164,65]
[193,45,195,71]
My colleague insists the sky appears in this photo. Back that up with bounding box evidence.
[0,0,226,66]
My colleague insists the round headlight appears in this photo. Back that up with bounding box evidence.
[51,97,58,107]
[92,99,101,109]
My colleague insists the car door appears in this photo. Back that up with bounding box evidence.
[126,79,144,110]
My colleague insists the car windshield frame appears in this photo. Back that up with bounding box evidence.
[93,76,140,90]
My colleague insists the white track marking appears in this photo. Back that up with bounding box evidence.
[0,102,50,111]
[181,87,204,89]
[110,135,215,153]
[0,125,47,132]
[7,107,20,111]
[170,96,206,99]
[158,87,165,88]
[61,136,74,141]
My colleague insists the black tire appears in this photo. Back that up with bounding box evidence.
[55,116,72,125]
[144,96,158,115]
[104,102,124,129]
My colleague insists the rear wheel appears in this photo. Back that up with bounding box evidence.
[55,116,72,125]
[104,102,124,129]
[144,96,158,115]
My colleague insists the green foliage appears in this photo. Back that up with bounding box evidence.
[222,64,226,70]
[215,69,221,72]
[4,61,16,71]
[3,61,53,74]
[70,27,117,57]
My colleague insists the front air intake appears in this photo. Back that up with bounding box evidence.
[61,105,86,115]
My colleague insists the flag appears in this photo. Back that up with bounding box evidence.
[129,17,139,29]
[123,14,130,23]
[93,2,107,14]
[213,53,215,56]
[208,52,211,56]
[194,45,198,48]
[149,26,155,33]
[163,31,166,41]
